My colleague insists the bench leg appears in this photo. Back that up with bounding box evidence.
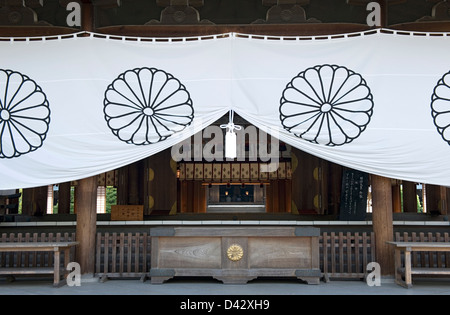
[394,248,413,289]
[64,248,70,281]
[394,248,402,285]
[404,250,412,289]
[54,249,60,287]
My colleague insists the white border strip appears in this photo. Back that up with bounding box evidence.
[87,31,232,43]
[0,28,449,43]
[0,31,86,42]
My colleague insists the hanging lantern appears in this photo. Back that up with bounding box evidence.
[220,110,241,159]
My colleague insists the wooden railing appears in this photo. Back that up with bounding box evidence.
[320,232,376,280]
[0,233,76,269]
[95,232,151,280]
[1,231,448,281]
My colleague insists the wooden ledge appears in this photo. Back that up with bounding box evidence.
[0,26,79,37]
[390,21,450,32]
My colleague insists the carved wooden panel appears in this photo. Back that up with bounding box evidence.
[248,237,312,269]
[157,237,221,269]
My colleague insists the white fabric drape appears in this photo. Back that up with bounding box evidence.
[0,30,449,189]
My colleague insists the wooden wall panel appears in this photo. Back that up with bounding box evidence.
[179,180,206,213]
[291,148,321,214]
[146,149,177,215]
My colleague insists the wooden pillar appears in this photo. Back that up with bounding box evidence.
[146,149,177,214]
[128,162,140,205]
[81,1,94,32]
[291,148,321,214]
[391,181,402,213]
[426,184,447,215]
[22,186,47,216]
[380,0,388,28]
[21,188,33,216]
[266,180,292,213]
[328,162,343,216]
[58,182,71,214]
[75,0,97,275]
[116,162,144,206]
[116,165,129,205]
[402,181,418,213]
[75,175,97,275]
[371,174,394,276]
[446,188,450,216]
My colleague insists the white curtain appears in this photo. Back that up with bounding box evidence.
[0,30,449,189]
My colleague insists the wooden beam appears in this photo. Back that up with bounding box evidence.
[75,175,97,275]
[371,174,394,276]
[390,20,450,32]
[0,25,77,37]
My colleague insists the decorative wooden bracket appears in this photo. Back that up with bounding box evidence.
[147,0,213,25]
[0,0,49,25]
[418,0,450,21]
[254,0,320,24]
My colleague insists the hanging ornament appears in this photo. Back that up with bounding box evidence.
[220,110,242,159]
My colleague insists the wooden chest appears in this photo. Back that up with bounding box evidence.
[149,226,320,284]
[110,205,144,221]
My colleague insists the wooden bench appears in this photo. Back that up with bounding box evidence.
[388,242,450,288]
[0,242,78,287]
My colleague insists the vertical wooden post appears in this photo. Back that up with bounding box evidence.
[446,188,450,216]
[291,148,321,214]
[391,181,402,213]
[116,165,129,205]
[146,149,177,214]
[371,174,394,276]
[128,162,140,205]
[58,182,71,214]
[81,1,94,32]
[328,162,343,216]
[403,181,418,213]
[75,175,97,275]
[380,0,388,28]
[22,186,47,216]
[21,188,34,216]
[426,184,447,214]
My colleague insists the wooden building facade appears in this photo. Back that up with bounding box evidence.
[1,0,450,280]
